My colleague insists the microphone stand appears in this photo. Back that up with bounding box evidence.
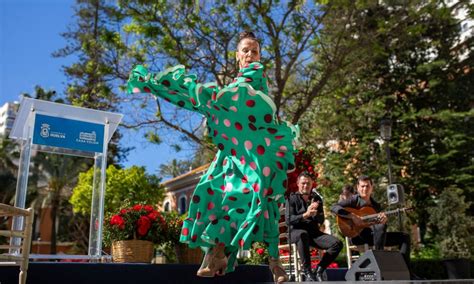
[285,193,296,282]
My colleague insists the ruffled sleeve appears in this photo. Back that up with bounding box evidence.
[127,64,219,113]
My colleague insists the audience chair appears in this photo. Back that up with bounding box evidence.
[0,203,34,284]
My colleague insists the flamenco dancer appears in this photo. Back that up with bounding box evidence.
[128,31,298,283]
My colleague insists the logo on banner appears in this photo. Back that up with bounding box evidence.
[40,123,50,138]
[33,114,104,153]
[78,131,98,145]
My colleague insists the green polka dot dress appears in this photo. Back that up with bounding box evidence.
[128,62,298,271]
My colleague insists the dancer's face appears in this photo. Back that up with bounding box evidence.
[237,38,260,69]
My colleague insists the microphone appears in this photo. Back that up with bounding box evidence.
[311,187,324,202]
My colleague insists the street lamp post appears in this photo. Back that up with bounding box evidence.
[380,119,393,184]
[380,118,403,231]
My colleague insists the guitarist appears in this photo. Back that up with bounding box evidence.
[330,175,411,267]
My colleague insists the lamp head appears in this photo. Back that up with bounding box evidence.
[380,118,392,141]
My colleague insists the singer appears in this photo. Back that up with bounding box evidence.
[285,171,342,282]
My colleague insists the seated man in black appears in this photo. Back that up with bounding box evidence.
[330,175,411,267]
[285,172,342,282]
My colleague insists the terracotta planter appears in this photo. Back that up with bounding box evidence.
[111,240,154,263]
[175,243,203,264]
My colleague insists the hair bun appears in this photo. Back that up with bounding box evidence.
[239,31,257,41]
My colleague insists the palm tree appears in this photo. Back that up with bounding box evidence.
[0,136,19,204]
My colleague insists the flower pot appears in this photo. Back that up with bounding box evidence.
[442,258,471,279]
[112,240,154,263]
[175,243,203,264]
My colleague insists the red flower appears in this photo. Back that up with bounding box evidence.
[256,248,265,255]
[119,209,127,215]
[137,216,151,236]
[147,211,159,221]
[143,205,154,212]
[133,204,143,211]
[110,215,125,230]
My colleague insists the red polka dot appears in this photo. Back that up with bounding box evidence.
[276,161,283,169]
[207,188,214,195]
[242,188,250,194]
[246,100,255,107]
[196,212,201,220]
[239,239,245,247]
[275,135,284,140]
[143,86,151,93]
[267,128,277,134]
[235,122,243,131]
[212,92,217,100]
[264,114,272,123]
[182,228,189,236]
[208,202,215,210]
[208,175,214,180]
[190,98,197,105]
[192,235,198,242]
[242,175,248,183]
[265,188,274,196]
[229,196,237,201]
[231,149,237,156]
[276,151,285,157]
[257,145,265,155]
[252,183,260,192]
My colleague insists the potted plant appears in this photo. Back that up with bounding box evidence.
[428,187,473,279]
[103,204,167,263]
[162,211,203,264]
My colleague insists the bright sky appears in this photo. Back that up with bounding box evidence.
[0,0,188,176]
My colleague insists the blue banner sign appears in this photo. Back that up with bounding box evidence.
[33,113,105,153]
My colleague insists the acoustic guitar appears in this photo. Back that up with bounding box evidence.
[336,207,413,238]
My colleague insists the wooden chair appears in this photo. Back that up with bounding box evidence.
[345,236,399,268]
[0,204,34,284]
[345,236,370,268]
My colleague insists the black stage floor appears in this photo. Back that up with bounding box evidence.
[0,262,472,284]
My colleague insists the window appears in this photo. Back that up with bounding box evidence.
[178,195,187,215]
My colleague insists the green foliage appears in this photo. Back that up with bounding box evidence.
[70,165,165,215]
[428,187,474,259]
[246,242,269,265]
[161,211,186,245]
[300,0,473,244]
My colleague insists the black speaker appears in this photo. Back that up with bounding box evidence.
[387,184,405,205]
[345,250,410,281]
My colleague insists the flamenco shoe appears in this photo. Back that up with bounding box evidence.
[269,257,289,283]
[196,245,227,277]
